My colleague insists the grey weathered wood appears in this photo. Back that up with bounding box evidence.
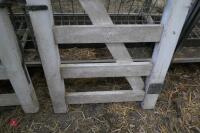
[142,0,193,109]
[54,25,163,44]
[66,90,145,104]
[79,0,145,91]
[128,77,145,91]
[26,0,67,113]
[0,8,39,113]
[24,58,152,66]
[61,62,152,78]
[0,94,20,106]
[24,56,200,67]
[0,65,8,80]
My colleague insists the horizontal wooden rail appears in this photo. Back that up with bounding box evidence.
[0,65,8,80]
[66,90,145,104]
[60,62,152,78]
[0,94,20,106]
[54,25,163,44]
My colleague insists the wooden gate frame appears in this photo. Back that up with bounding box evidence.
[25,0,192,113]
[0,7,39,113]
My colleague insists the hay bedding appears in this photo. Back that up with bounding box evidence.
[1,0,199,132]
[59,48,112,60]
[24,46,154,63]
[0,64,199,133]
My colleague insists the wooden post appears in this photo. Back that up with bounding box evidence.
[142,0,192,109]
[0,8,39,113]
[26,0,67,113]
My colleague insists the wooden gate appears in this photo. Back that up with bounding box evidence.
[22,0,192,113]
[0,7,39,113]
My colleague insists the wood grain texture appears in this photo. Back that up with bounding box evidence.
[61,62,153,78]
[79,0,145,91]
[26,0,67,113]
[0,65,8,80]
[0,94,20,106]
[54,25,163,44]
[0,8,39,113]
[142,0,192,109]
[66,90,145,104]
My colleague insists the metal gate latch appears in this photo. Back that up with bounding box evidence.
[25,5,48,11]
[147,83,164,94]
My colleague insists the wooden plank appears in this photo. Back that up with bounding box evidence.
[54,25,163,44]
[0,94,20,106]
[0,8,39,113]
[66,90,145,104]
[142,0,193,109]
[173,57,200,63]
[79,0,145,91]
[26,0,67,113]
[61,62,152,78]
[0,65,8,80]
[79,0,112,25]
[24,53,200,67]
[128,77,145,91]
[24,59,151,67]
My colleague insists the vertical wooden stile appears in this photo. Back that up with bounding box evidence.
[26,0,67,113]
[0,7,39,113]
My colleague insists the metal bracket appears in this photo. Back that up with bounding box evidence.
[147,83,164,94]
[25,5,48,11]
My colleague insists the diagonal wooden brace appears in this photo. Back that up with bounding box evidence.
[79,0,144,90]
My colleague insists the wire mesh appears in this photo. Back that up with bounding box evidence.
[7,0,200,51]
[187,19,200,39]
[53,14,162,25]
[50,0,166,14]
[51,0,166,25]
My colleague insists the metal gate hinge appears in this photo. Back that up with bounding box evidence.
[25,5,48,11]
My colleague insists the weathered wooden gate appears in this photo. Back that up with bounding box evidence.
[7,0,191,113]
[0,6,39,113]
